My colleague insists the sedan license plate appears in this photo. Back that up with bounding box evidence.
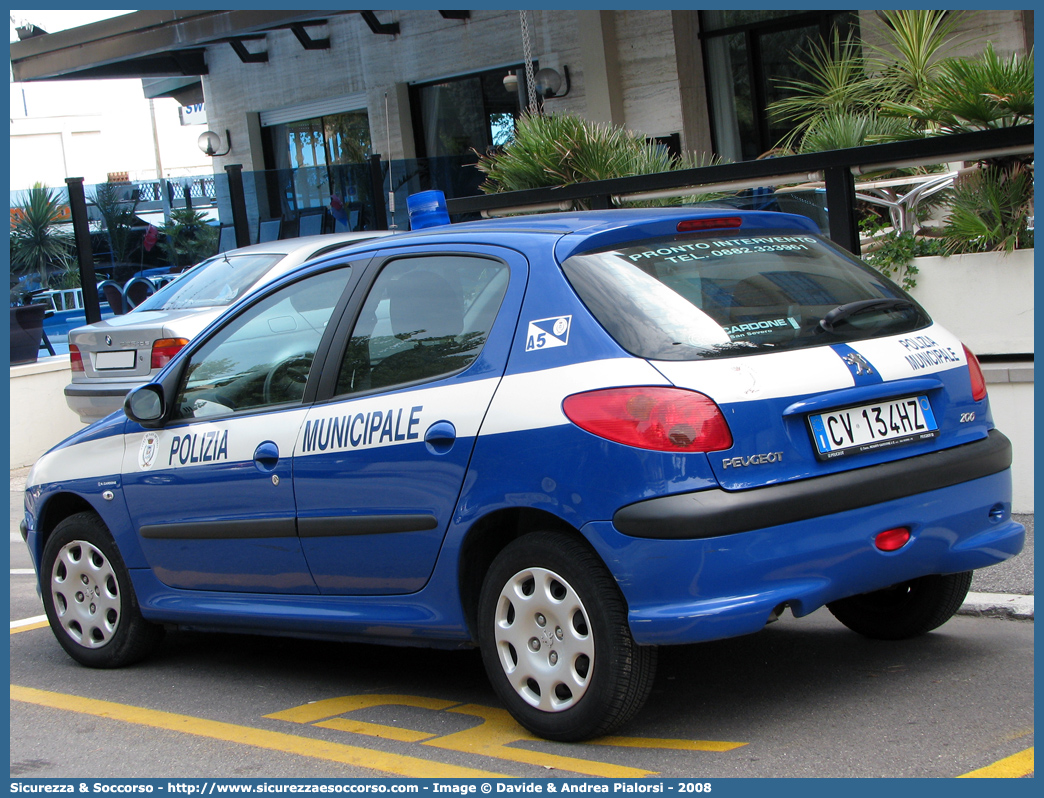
[94,350,137,370]
[808,395,938,460]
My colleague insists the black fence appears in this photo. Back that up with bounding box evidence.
[445,125,1034,256]
[56,125,1031,324]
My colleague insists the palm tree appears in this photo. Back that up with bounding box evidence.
[10,183,75,292]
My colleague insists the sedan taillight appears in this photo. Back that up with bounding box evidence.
[69,344,84,372]
[563,386,733,452]
[151,338,189,370]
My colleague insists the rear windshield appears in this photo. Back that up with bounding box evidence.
[561,231,931,361]
[133,253,283,312]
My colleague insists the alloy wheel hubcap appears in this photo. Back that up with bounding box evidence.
[51,540,121,648]
[494,567,593,712]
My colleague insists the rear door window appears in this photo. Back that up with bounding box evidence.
[561,232,931,360]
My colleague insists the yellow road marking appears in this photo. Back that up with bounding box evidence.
[593,735,746,752]
[427,704,655,778]
[11,685,506,778]
[272,693,748,777]
[272,694,658,777]
[266,694,458,723]
[959,747,1034,778]
[317,718,435,743]
[10,620,49,634]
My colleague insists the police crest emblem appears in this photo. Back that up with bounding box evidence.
[139,432,159,470]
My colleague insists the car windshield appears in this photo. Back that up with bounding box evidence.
[132,253,284,312]
[561,230,931,361]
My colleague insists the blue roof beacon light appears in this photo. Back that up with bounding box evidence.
[406,189,451,230]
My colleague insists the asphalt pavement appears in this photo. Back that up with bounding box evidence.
[9,466,1034,620]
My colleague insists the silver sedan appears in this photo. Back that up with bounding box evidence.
[65,231,391,424]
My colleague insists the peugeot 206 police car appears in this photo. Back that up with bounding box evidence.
[23,198,1024,741]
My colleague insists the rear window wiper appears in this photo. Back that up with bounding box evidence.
[818,298,914,333]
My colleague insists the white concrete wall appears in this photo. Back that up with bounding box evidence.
[909,250,1034,357]
[9,357,83,469]
[909,251,1034,512]
[982,364,1034,513]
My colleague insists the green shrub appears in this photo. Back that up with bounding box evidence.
[475,112,723,208]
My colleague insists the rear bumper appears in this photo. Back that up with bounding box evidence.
[614,430,1012,539]
[584,465,1023,646]
[64,381,140,422]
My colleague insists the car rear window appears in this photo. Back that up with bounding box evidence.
[561,231,931,361]
[133,253,283,312]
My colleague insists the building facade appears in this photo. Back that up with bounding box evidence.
[10,8,1033,233]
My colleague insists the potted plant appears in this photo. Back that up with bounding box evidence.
[768,14,1033,355]
[474,112,723,207]
[10,183,75,299]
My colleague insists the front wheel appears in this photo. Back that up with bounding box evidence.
[827,571,973,640]
[41,512,164,668]
[477,532,656,741]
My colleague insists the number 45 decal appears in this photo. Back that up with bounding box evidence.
[525,315,572,352]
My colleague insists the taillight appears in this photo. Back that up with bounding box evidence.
[151,338,189,369]
[562,387,733,452]
[677,217,743,233]
[963,344,988,402]
[69,344,84,372]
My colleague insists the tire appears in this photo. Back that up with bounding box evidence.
[477,531,657,741]
[827,571,973,640]
[40,511,164,668]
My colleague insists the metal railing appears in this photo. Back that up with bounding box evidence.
[444,126,1034,256]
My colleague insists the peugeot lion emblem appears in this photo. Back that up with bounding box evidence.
[843,352,873,376]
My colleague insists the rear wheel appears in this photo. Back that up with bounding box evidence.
[827,571,973,640]
[477,531,656,741]
[41,512,164,668]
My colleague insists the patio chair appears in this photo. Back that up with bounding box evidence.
[216,224,237,254]
[9,303,49,365]
[123,277,156,310]
[298,212,324,237]
[257,218,282,244]
[99,281,126,315]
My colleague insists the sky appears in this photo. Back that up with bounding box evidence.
[9,9,134,42]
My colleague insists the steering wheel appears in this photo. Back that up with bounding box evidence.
[263,353,312,404]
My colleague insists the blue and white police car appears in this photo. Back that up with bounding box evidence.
[22,199,1024,741]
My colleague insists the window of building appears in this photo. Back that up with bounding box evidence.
[262,109,373,228]
[700,10,858,162]
[409,66,525,198]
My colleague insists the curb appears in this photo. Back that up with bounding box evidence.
[959,591,1034,620]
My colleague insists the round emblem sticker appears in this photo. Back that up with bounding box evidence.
[139,432,159,470]
[553,318,569,337]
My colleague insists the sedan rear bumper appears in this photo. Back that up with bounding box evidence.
[64,381,139,423]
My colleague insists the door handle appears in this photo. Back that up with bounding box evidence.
[423,421,456,455]
[253,440,280,472]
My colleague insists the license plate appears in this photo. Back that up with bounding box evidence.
[808,395,938,460]
[95,350,136,370]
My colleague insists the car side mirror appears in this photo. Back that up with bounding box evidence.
[124,384,166,427]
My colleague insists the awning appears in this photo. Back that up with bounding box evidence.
[9,9,353,82]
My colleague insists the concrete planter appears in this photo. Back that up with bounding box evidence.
[907,248,1034,356]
